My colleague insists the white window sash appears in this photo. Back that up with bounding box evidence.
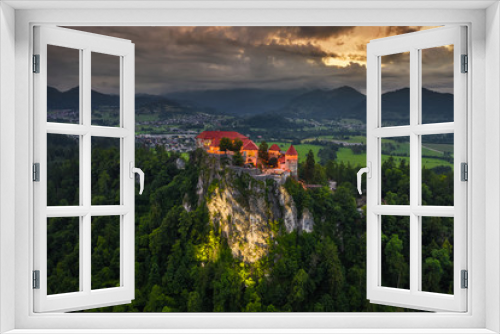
[33,26,136,313]
[366,26,467,312]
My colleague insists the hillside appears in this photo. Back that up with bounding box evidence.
[47,86,219,121]
[279,86,366,121]
[165,88,306,116]
[48,86,454,125]
[281,86,453,124]
[373,88,453,125]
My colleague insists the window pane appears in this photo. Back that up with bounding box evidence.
[421,45,454,124]
[421,217,454,294]
[91,137,120,205]
[91,216,120,290]
[422,134,454,206]
[47,217,80,295]
[92,52,120,127]
[47,45,80,124]
[381,215,410,290]
[47,134,80,206]
[381,137,410,205]
[381,52,410,127]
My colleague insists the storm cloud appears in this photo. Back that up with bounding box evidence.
[47,26,450,95]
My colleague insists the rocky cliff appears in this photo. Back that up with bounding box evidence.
[196,155,314,263]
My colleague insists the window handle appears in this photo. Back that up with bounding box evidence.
[129,162,145,195]
[357,162,371,195]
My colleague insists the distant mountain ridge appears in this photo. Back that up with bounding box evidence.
[165,88,308,116]
[278,86,367,121]
[48,86,174,110]
[377,88,453,124]
[47,86,212,118]
[47,86,453,124]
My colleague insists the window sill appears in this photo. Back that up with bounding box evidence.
[4,329,497,334]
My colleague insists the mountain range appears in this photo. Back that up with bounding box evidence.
[47,86,453,124]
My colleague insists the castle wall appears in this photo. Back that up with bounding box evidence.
[285,157,298,178]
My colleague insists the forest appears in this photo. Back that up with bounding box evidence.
[46,134,454,312]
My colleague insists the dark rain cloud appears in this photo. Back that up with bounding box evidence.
[48,26,449,95]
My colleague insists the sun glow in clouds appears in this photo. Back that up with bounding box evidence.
[322,56,366,68]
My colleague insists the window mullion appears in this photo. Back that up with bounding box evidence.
[409,47,420,295]
[82,48,92,294]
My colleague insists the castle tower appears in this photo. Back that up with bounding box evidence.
[242,140,259,165]
[268,144,281,158]
[285,145,298,179]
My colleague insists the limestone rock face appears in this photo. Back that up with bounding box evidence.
[277,186,298,233]
[175,158,186,170]
[299,208,315,233]
[196,156,314,263]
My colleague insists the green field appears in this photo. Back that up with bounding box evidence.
[422,143,454,155]
[266,142,322,163]
[339,119,364,125]
[342,135,366,143]
[336,147,453,169]
[305,135,366,143]
[336,147,366,166]
[266,141,453,169]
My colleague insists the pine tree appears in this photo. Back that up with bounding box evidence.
[304,149,316,182]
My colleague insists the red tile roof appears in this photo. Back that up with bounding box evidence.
[269,144,281,152]
[196,130,248,140]
[242,141,259,151]
[210,138,221,147]
[286,145,298,156]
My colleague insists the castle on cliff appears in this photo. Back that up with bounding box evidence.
[196,130,298,178]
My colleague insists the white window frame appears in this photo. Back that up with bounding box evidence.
[1,1,499,333]
[366,26,468,312]
[33,26,136,313]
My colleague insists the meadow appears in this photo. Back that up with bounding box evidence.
[266,140,452,169]
[267,141,323,163]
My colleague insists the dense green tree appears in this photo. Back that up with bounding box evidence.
[258,141,269,165]
[219,137,232,155]
[268,156,278,168]
[46,137,453,313]
[231,139,243,152]
[304,150,316,182]
[384,234,409,289]
[233,151,244,166]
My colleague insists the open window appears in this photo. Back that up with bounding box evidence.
[33,26,139,312]
[362,26,467,312]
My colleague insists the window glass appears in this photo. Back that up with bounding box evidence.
[91,137,120,206]
[421,217,454,294]
[381,137,410,205]
[421,45,454,124]
[422,134,454,206]
[381,52,410,127]
[91,52,121,127]
[47,134,80,206]
[92,216,121,290]
[47,45,80,124]
[47,217,80,295]
[381,215,410,289]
